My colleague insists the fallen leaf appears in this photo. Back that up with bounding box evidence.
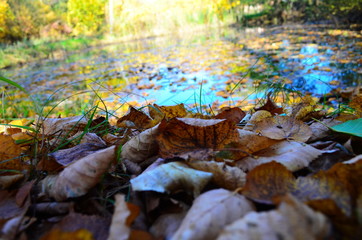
[187,160,246,190]
[157,118,239,158]
[0,133,24,174]
[40,229,95,240]
[117,106,153,129]
[171,189,254,240]
[35,115,88,138]
[131,161,212,196]
[241,162,296,203]
[254,95,283,115]
[150,212,186,240]
[40,146,115,201]
[48,211,110,240]
[253,115,312,142]
[308,118,342,142]
[108,194,130,240]
[236,141,322,171]
[330,118,362,138]
[149,103,188,122]
[242,110,272,131]
[217,195,330,240]
[49,142,107,166]
[215,107,246,124]
[120,124,159,163]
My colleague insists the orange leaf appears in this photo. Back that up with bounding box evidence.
[40,229,94,240]
[149,103,188,121]
[255,94,283,115]
[0,133,24,173]
[215,107,246,124]
[117,106,153,129]
[156,118,239,158]
[242,161,296,203]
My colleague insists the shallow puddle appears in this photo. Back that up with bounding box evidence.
[2,24,362,117]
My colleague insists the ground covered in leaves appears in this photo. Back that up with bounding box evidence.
[1,90,362,239]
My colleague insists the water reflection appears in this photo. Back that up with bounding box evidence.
[2,25,362,117]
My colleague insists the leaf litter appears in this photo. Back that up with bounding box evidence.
[1,93,362,240]
[2,25,362,239]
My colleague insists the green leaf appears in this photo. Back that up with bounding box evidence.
[330,118,362,138]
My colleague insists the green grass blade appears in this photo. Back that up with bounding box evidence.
[0,75,28,94]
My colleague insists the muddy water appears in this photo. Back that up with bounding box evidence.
[3,24,362,116]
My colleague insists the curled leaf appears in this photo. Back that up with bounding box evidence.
[217,195,330,240]
[36,115,88,138]
[236,141,322,171]
[215,107,246,124]
[130,161,213,196]
[171,189,254,240]
[40,146,115,201]
[120,124,159,163]
[187,160,246,190]
[253,115,312,142]
[108,194,130,240]
[117,106,153,129]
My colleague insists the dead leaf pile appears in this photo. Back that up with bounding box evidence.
[1,98,362,239]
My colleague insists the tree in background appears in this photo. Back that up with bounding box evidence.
[67,0,107,35]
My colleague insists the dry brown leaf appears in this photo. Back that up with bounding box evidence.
[149,103,188,122]
[36,115,88,138]
[130,161,213,196]
[108,194,130,240]
[0,133,24,174]
[171,189,254,240]
[40,229,95,240]
[69,132,107,146]
[157,118,239,158]
[187,160,246,190]
[40,146,115,201]
[0,174,24,189]
[215,107,246,124]
[253,115,312,142]
[150,212,186,240]
[308,118,342,142]
[242,110,272,131]
[254,95,283,115]
[217,195,330,240]
[48,211,110,240]
[349,94,362,116]
[242,159,362,217]
[241,162,295,203]
[117,106,153,129]
[236,141,322,172]
[49,142,107,166]
[120,124,159,163]
[216,129,279,161]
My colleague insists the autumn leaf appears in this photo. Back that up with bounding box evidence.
[120,124,159,163]
[40,229,95,240]
[217,195,330,240]
[330,118,362,138]
[35,115,89,139]
[130,161,213,196]
[149,103,188,122]
[117,106,153,129]
[253,115,312,142]
[241,161,296,203]
[108,194,130,240]
[215,107,246,124]
[171,189,254,240]
[236,141,322,171]
[156,118,239,158]
[242,110,271,131]
[186,160,246,190]
[40,146,115,201]
[254,94,283,115]
[0,133,25,174]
